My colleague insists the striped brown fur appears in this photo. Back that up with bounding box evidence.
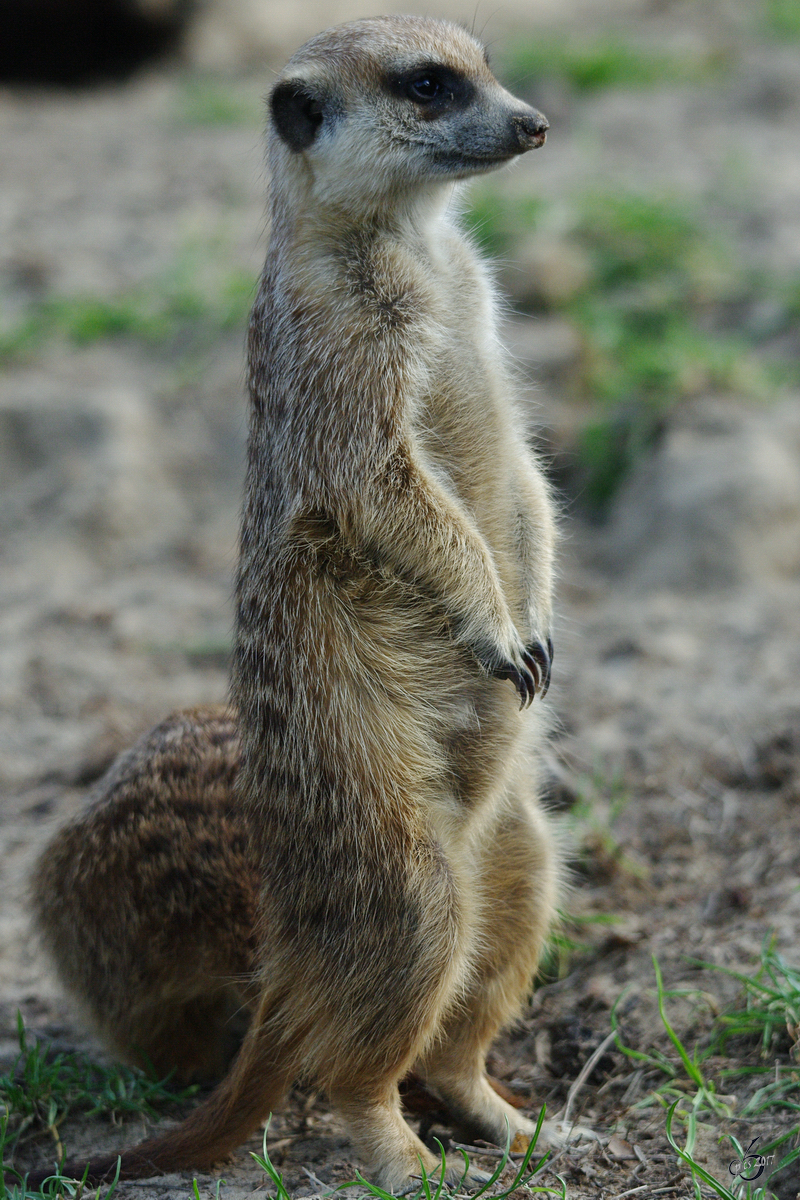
[29,16,559,1191]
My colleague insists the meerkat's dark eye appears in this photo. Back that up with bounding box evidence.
[385,64,473,112]
[407,74,444,103]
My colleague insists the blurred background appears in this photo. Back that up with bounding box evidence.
[2,0,799,773]
[1,1,800,1192]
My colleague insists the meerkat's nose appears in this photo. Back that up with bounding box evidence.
[511,109,549,151]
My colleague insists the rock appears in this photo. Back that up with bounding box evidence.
[599,396,800,590]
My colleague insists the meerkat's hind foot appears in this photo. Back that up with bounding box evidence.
[536,1117,600,1149]
[332,1085,465,1197]
[442,1159,492,1189]
[371,1155,491,1196]
[480,1112,598,1159]
[443,1101,578,1175]
[420,1142,493,1190]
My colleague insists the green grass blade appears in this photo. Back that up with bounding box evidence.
[416,1154,432,1200]
[468,1119,512,1199]
[352,1171,405,1200]
[665,1102,738,1200]
[510,1105,552,1187]
[99,1156,122,1200]
[249,1118,294,1200]
[653,958,707,1091]
[428,1140,449,1200]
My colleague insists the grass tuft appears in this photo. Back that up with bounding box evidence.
[763,0,800,39]
[611,948,800,1198]
[464,184,790,511]
[0,1014,197,1191]
[1,1111,121,1200]
[502,36,721,95]
[693,935,800,1064]
[0,246,256,364]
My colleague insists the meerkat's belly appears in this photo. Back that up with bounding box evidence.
[274,545,525,816]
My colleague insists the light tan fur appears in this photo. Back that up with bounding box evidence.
[30,16,559,1191]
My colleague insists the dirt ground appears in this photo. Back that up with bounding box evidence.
[1,1,799,1198]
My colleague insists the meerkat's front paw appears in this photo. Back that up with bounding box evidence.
[445,1160,492,1188]
[472,634,540,707]
[492,649,540,708]
[470,628,539,707]
[524,635,553,697]
[481,634,553,708]
[534,1116,599,1150]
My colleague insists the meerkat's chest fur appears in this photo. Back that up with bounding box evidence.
[248,211,515,586]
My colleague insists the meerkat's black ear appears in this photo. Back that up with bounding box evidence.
[271,81,325,151]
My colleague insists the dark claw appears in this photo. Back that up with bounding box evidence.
[526,638,553,698]
[522,647,542,690]
[493,659,536,708]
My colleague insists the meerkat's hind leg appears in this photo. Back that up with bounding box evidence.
[331,1082,490,1193]
[31,705,259,1086]
[418,791,558,1153]
[419,1014,547,1153]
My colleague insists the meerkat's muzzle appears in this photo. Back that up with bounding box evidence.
[511,109,549,151]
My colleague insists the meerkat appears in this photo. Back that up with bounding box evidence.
[29,15,559,1191]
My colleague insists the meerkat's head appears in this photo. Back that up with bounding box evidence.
[267,16,548,219]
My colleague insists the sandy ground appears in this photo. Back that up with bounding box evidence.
[1,1,799,1197]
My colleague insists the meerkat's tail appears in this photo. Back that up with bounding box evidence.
[24,1007,300,1188]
